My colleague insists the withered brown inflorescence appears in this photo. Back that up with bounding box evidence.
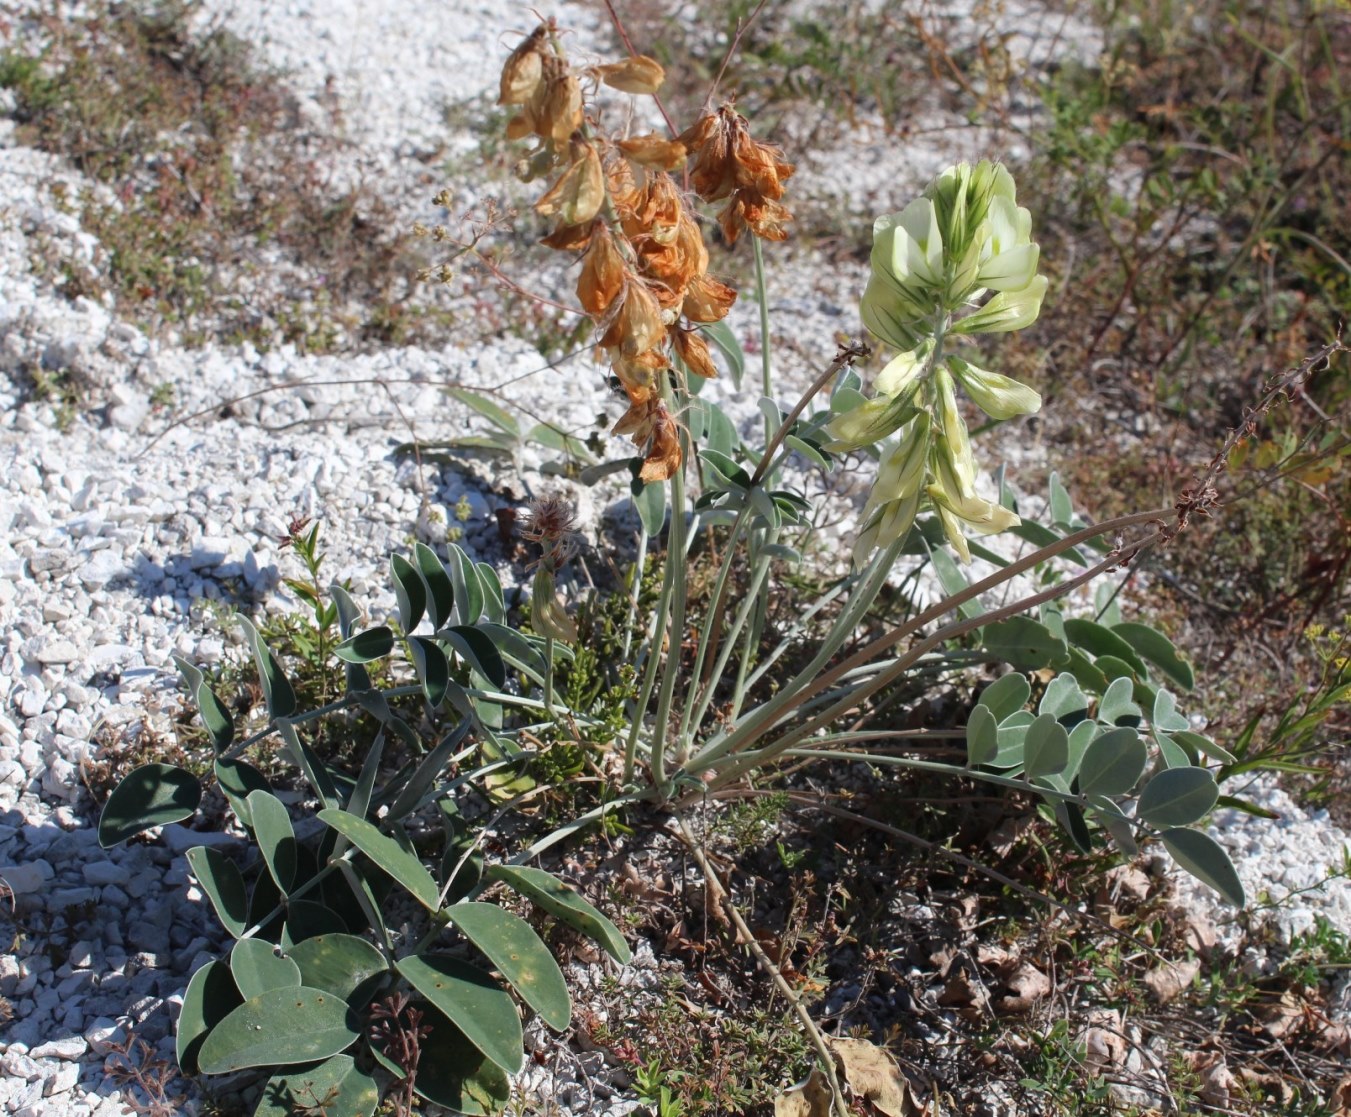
[489,23,794,481]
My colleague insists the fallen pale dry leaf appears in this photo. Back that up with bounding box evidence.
[1331,1073,1351,1116]
[938,965,991,1019]
[1183,1050,1237,1108]
[772,1038,922,1117]
[1143,957,1200,1004]
[1105,863,1151,904]
[997,962,1052,1012]
[1180,909,1219,958]
[774,1069,835,1117]
[831,1037,916,1117]
[1080,1009,1127,1074]
[1259,990,1306,1040]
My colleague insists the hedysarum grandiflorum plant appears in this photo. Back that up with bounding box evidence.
[828,160,1047,564]
[91,18,1268,1117]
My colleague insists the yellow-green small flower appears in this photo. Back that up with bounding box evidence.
[531,567,577,643]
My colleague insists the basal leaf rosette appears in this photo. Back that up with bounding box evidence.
[831,161,1047,564]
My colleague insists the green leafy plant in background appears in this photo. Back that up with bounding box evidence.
[88,13,1351,1117]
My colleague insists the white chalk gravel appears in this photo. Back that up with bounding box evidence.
[1,1,1348,1115]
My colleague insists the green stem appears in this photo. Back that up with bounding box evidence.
[543,635,557,720]
[687,530,776,736]
[650,424,690,786]
[753,234,774,440]
[620,524,649,663]
[684,534,905,774]
[726,532,774,722]
[691,507,1167,775]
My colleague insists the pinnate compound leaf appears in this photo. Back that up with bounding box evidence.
[396,954,523,1074]
[98,763,200,847]
[230,937,301,1001]
[448,388,520,436]
[1155,732,1192,768]
[278,721,340,809]
[1077,727,1147,797]
[702,318,745,389]
[966,705,999,766]
[280,901,348,948]
[632,473,667,535]
[1137,767,1219,827]
[982,616,1068,670]
[476,562,506,624]
[1063,720,1098,784]
[370,1002,510,1116]
[197,986,361,1074]
[1173,729,1236,765]
[317,809,440,912]
[977,673,1030,721]
[391,553,427,632]
[248,790,297,894]
[288,934,389,1005]
[1113,622,1195,690]
[173,655,234,753]
[1048,471,1073,527]
[186,846,249,938]
[485,864,631,964]
[177,960,241,1075]
[1023,713,1070,777]
[388,717,474,822]
[1062,646,1110,695]
[447,902,571,1031]
[1160,828,1245,907]
[334,626,394,663]
[255,1054,380,1117]
[929,544,981,620]
[236,614,296,719]
[447,544,485,627]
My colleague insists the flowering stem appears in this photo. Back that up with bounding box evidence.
[681,535,906,775]
[753,234,774,440]
[650,394,692,787]
[620,523,648,663]
[543,635,557,721]
[690,527,776,734]
[681,505,752,743]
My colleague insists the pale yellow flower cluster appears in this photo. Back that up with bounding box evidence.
[831,162,1047,564]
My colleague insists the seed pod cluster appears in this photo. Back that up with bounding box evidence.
[492,24,793,480]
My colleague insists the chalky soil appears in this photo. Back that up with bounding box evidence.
[1,1,1348,1115]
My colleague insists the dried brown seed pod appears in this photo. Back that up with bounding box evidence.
[617,134,687,171]
[682,274,737,322]
[577,226,626,315]
[499,26,546,106]
[672,327,718,380]
[595,55,665,95]
[535,144,605,226]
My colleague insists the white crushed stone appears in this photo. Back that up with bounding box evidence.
[3,0,1343,1114]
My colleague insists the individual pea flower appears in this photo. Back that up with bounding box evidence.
[531,566,578,644]
[926,433,1019,564]
[850,413,932,567]
[522,495,579,643]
